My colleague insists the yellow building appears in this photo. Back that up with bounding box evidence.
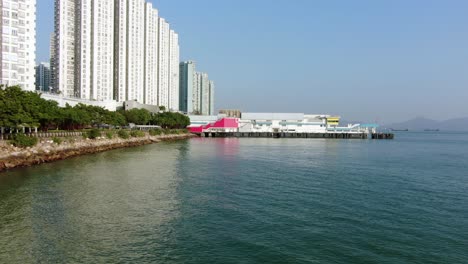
[326,117,340,127]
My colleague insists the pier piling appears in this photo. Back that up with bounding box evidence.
[194,132,392,140]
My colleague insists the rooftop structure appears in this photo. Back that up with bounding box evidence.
[219,109,242,118]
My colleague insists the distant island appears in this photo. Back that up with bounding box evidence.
[384,117,468,131]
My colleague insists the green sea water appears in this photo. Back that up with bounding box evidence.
[1,132,467,263]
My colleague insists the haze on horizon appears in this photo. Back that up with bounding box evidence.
[37,0,468,123]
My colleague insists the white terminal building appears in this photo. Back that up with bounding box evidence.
[53,0,180,110]
[0,0,36,91]
[240,113,344,133]
[189,113,376,134]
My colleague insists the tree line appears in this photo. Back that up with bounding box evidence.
[0,85,190,131]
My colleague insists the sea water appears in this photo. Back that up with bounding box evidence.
[1,132,467,263]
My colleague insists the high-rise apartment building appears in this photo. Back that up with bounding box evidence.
[179,61,196,113]
[126,0,145,103]
[49,33,56,92]
[0,0,36,90]
[143,3,159,106]
[157,18,170,108]
[90,0,114,101]
[54,0,75,97]
[193,72,202,114]
[180,62,215,115]
[114,0,127,102]
[54,0,114,100]
[209,81,215,115]
[168,30,179,111]
[54,0,179,109]
[200,73,210,116]
[35,62,51,92]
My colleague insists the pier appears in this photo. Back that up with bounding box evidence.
[197,132,394,139]
[371,133,394,139]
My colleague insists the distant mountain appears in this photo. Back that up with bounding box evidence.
[384,117,468,131]
[439,117,468,131]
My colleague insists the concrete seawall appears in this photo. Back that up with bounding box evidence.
[0,134,195,173]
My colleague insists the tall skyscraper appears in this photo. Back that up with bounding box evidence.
[114,0,128,102]
[49,33,56,92]
[35,62,51,92]
[54,0,179,108]
[143,3,159,106]
[209,81,215,115]
[90,0,114,101]
[157,18,170,108]
[54,0,75,97]
[126,0,145,103]
[181,65,215,115]
[193,72,202,114]
[179,61,196,113]
[54,0,114,100]
[200,73,210,116]
[0,0,36,90]
[168,30,179,111]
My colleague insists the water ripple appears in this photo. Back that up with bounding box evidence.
[1,134,468,263]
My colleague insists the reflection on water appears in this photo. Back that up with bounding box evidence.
[0,143,184,262]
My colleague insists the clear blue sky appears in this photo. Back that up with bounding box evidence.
[37,0,468,123]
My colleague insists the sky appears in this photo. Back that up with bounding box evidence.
[37,0,468,123]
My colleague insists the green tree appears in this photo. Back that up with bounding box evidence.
[59,104,92,130]
[123,108,151,125]
[74,104,108,126]
[0,85,37,128]
[35,99,61,130]
[151,112,190,129]
[104,111,127,127]
[0,85,189,133]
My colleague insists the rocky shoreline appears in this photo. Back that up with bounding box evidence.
[0,133,195,172]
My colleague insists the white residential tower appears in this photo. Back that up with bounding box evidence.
[54,0,180,108]
[0,0,36,90]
